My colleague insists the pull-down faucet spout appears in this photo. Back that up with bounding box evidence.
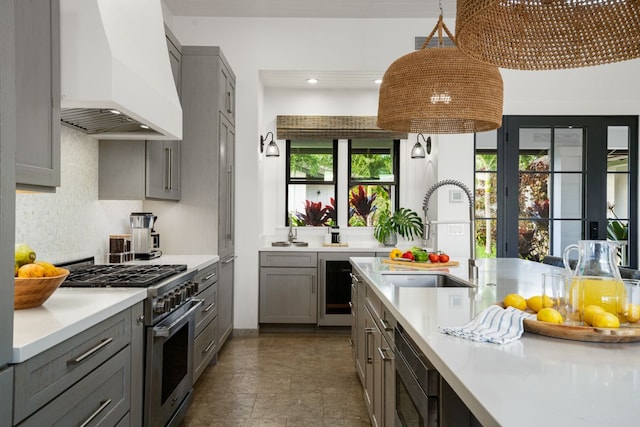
[422,179,478,281]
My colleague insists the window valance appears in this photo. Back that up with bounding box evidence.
[276,115,408,140]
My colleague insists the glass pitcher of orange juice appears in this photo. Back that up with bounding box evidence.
[563,240,626,322]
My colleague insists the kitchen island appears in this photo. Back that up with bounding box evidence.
[351,257,640,427]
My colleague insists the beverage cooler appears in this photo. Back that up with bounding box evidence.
[317,252,370,326]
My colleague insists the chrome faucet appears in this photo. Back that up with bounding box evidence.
[422,179,478,281]
[288,214,297,242]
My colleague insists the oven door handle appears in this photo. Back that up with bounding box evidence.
[153,299,203,338]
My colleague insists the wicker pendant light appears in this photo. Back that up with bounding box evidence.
[377,16,503,134]
[456,0,640,70]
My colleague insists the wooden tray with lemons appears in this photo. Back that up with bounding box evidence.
[501,294,640,343]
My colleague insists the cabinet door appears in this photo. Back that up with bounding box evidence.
[217,257,234,350]
[146,140,181,200]
[15,0,60,190]
[363,309,379,425]
[355,279,367,383]
[98,140,146,200]
[259,267,317,323]
[218,115,235,257]
[218,62,235,124]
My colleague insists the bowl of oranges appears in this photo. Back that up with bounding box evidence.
[14,243,69,310]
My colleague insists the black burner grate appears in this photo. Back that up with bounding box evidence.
[62,264,188,287]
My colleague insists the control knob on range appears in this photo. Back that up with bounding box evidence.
[153,298,167,315]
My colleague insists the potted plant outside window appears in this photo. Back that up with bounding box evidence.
[374,208,424,246]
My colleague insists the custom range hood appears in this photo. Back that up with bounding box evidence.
[60,0,182,140]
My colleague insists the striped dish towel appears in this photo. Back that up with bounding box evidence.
[439,305,536,344]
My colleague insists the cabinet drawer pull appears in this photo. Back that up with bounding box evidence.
[380,318,393,331]
[349,273,359,283]
[365,327,375,364]
[203,340,216,354]
[348,301,353,309]
[79,398,112,427]
[378,347,394,361]
[67,338,113,366]
[203,302,215,313]
[204,272,216,281]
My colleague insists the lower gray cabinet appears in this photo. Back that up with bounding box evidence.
[12,303,142,426]
[259,267,318,323]
[193,262,218,384]
[217,257,234,350]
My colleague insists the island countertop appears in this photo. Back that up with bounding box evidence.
[350,257,640,427]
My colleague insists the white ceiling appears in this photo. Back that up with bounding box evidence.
[163,0,457,19]
[164,0,458,88]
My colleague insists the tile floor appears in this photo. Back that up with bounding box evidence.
[182,332,372,427]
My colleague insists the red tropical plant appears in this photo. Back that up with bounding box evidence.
[349,185,377,223]
[296,200,332,226]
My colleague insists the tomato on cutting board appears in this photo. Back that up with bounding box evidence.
[439,253,450,263]
[401,251,415,261]
[428,253,439,263]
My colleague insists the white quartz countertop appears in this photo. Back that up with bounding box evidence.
[350,257,640,427]
[12,288,146,363]
[12,254,219,364]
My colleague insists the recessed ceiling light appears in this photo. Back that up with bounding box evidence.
[374,79,383,84]
[108,109,121,115]
[140,124,150,129]
[307,78,318,84]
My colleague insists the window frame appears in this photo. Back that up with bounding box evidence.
[347,139,401,226]
[285,139,338,226]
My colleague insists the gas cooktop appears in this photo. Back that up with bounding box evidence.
[62,264,188,287]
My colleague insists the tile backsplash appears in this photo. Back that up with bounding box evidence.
[15,127,141,264]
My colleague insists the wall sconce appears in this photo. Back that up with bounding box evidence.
[260,132,280,157]
[411,134,431,158]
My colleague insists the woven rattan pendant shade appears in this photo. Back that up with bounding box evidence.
[377,16,503,134]
[456,0,640,70]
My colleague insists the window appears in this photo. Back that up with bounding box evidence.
[286,140,337,226]
[475,116,638,267]
[348,139,399,227]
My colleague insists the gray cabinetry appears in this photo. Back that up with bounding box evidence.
[146,140,181,200]
[352,268,395,427]
[15,0,60,191]
[218,59,235,125]
[193,262,219,384]
[12,303,142,426]
[218,257,234,347]
[259,252,318,324]
[98,140,181,201]
[218,115,235,257]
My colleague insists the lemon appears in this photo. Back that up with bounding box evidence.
[537,307,564,324]
[35,261,58,277]
[526,295,554,313]
[591,311,620,328]
[503,294,527,311]
[17,263,45,278]
[582,305,605,326]
[15,243,36,267]
[626,304,640,323]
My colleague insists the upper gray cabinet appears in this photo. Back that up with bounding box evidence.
[165,25,181,97]
[218,58,235,125]
[15,0,61,192]
[146,140,181,200]
[98,140,181,201]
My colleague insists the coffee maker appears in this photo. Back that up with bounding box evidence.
[130,212,161,259]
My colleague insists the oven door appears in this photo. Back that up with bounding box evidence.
[145,299,202,427]
[395,326,439,427]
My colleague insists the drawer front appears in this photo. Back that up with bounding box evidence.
[193,319,217,384]
[260,251,318,267]
[195,262,218,292]
[19,346,131,427]
[366,287,383,320]
[195,281,218,336]
[14,309,132,423]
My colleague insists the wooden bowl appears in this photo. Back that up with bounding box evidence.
[14,268,70,310]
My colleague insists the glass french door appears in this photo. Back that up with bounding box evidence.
[475,116,638,267]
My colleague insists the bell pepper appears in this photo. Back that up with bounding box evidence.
[389,248,403,260]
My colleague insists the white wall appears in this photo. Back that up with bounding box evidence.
[167,15,640,331]
[16,127,141,264]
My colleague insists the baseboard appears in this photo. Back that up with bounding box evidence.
[232,328,259,338]
[258,324,351,335]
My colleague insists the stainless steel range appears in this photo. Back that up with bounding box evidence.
[62,261,201,427]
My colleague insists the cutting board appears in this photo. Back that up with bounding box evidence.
[522,318,640,343]
[382,258,459,269]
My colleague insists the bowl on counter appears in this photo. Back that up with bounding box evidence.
[14,268,70,310]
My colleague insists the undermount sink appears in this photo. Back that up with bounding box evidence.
[381,273,474,288]
[271,241,309,247]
